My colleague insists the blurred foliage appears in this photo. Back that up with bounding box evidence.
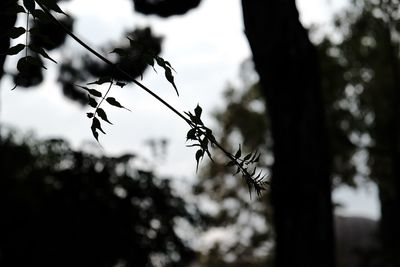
[3,0,163,106]
[318,0,400,265]
[194,0,400,262]
[194,60,273,267]
[57,26,162,105]
[317,0,400,187]
[0,128,196,267]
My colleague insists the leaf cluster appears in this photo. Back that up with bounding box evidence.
[81,79,131,143]
[10,0,270,198]
[186,105,268,197]
[5,0,72,88]
[112,34,179,95]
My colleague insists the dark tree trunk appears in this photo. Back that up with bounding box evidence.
[241,1,335,267]
[377,22,400,267]
[0,0,17,131]
[0,0,17,79]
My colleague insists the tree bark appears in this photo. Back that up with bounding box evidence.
[377,21,400,267]
[241,1,335,267]
[0,0,17,79]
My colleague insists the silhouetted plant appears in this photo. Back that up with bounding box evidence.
[6,0,268,195]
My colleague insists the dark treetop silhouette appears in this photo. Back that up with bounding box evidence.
[0,131,196,267]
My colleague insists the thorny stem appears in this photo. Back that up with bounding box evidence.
[34,0,267,193]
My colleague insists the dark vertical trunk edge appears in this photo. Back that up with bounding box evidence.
[241,1,335,267]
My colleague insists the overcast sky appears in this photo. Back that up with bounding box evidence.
[0,0,379,219]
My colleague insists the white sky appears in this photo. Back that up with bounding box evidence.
[1,0,379,219]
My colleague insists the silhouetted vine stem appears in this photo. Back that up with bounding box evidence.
[33,0,268,195]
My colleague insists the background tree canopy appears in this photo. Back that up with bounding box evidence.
[0,129,196,267]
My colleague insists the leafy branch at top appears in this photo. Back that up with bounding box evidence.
[7,0,269,196]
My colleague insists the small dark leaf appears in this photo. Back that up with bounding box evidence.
[164,60,175,72]
[16,57,29,73]
[143,53,155,69]
[165,68,179,96]
[110,48,128,56]
[186,128,197,141]
[26,55,46,69]
[40,0,68,15]
[250,150,258,162]
[23,0,35,12]
[92,117,106,134]
[115,82,126,88]
[75,84,102,97]
[186,144,201,148]
[9,27,26,39]
[186,111,203,126]
[29,27,53,46]
[194,104,202,118]
[243,152,252,161]
[195,149,204,172]
[31,9,49,21]
[96,108,112,124]
[204,148,212,160]
[17,56,46,73]
[250,168,256,176]
[106,97,131,111]
[28,44,57,63]
[200,137,209,150]
[127,37,141,48]
[88,76,112,85]
[4,4,26,15]
[7,44,25,55]
[91,128,99,142]
[87,94,98,108]
[88,89,102,97]
[234,145,242,159]
[86,112,94,118]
